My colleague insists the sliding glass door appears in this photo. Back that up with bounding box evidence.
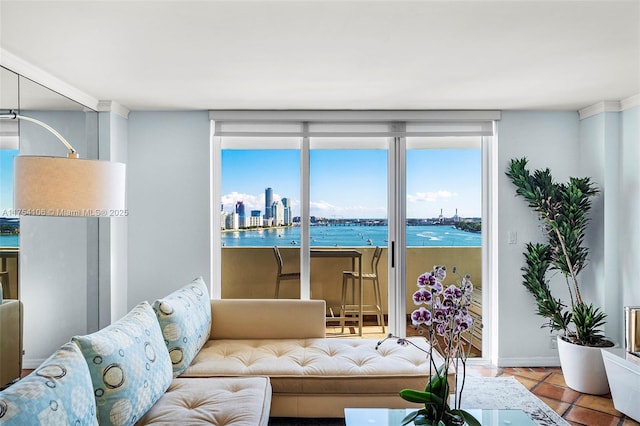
[219,136,300,299]
[309,137,388,336]
[211,111,496,357]
[404,137,483,357]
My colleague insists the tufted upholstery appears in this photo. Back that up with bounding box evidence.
[174,298,445,417]
[183,336,443,417]
[136,377,271,426]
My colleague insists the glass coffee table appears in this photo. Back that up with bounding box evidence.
[344,408,537,425]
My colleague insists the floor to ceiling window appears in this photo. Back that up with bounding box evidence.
[211,111,497,358]
[309,138,389,335]
[0,66,20,302]
[218,137,300,299]
[404,137,483,357]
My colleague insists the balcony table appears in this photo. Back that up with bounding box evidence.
[310,249,363,336]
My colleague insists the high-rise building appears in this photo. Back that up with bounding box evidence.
[235,201,245,217]
[236,201,246,227]
[249,210,262,227]
[272,200,284,226]
[265,188,273,219]
[220,211,228,230]
[282,198,292,226]
[225,212,239,230]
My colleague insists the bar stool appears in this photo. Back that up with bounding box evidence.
[273,246,300,298]
[340,246,385,333]
[0,270,8,300]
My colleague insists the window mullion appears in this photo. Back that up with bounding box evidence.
[388,129,407,337]
[211,124,222,299]
[300,127,310,300]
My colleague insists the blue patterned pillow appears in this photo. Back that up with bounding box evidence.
[0,342,98,425]
[153,276,211,376]
[72,301,172,425]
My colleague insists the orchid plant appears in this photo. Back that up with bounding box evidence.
[377,265,479,426]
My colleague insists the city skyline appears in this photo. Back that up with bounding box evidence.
[1,148,482,220]
[221,148,482,220]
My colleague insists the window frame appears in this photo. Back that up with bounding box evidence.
[210,110,499,361]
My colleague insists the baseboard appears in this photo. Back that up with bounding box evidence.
[22,358,47,370]
[497,356,560,367]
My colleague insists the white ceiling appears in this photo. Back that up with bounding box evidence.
[1,0,639,111]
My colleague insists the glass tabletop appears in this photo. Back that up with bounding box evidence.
[344,408,537,426]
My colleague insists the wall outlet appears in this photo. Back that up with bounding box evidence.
[508,231,517,244]
[550,335,557,349]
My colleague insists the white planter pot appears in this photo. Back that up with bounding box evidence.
[557,335,611,395]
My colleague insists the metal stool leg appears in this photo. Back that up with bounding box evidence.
[373,277,385,333]
[340,273,349,333]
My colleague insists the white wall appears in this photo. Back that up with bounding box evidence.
[98,110,129,325]
[127,111,211,307]
[578,111,624,345]
[19,111,97,367]
[495,105,638,366]
[496,111,582,366]
[620,106,640,310]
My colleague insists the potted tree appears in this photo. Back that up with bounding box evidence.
[506,157,614,395]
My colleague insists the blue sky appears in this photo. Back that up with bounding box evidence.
[0,150,17,214]
[222,148,481,219]
[2,147,481,219]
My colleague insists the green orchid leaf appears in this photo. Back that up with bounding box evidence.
[399,388,445,406]
[401,410,419,426]
[425,374,447,395]
[452,409,481,426]
[399,388,432,403]
[412,413,429,425]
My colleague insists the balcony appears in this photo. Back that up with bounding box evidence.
[221,246,482,355]
[0,248,19,300]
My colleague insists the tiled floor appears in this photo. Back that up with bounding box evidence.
[466,365,639,426]
[17,366,639,425]
[16,321,639,426]
[328,322,639,426]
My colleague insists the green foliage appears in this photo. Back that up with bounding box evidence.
[506,157,606,346]
[454,221,481,233]
[398,363,477,425]
[521,243,572,332]
[506,158,597,282]
[572,303,608,345]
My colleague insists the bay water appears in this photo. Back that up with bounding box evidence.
[222,224,480,247]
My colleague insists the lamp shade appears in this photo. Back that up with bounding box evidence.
[14,156,126,217]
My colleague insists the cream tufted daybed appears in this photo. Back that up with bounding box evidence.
[0,278,441,425]
[179,298,442,418]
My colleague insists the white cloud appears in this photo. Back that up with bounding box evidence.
[310,200,386,218]
[407,190,457,203]
[221,191,298,214]
[221,192,263,212]
[310,200,340,211]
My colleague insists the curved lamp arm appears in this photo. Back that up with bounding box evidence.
[0,109,126,217]
[0,110,78,157]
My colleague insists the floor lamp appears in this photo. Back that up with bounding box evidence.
[0,110,126,216]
